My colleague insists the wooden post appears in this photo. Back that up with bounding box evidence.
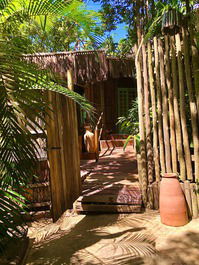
[147,41,160,181]
[67,68,81,198]
[190,183,198,218]
[164,35,177,173]
[154,37,166,173]
[158,39,172,173]
[182,28,199,182]
[170,36,186,180]
[135,43,148,206]
[142,43,154,183]
[189,18,199,121]
[184,180,192,218]
[46,92,65,221]
[152,182,159,210]
[147,184,154,209]
[175,33,193,181]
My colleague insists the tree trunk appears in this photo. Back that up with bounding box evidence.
[147,41,160,181]
[154,37,166,173]
[175,33,193,181]
[164,35,177,173]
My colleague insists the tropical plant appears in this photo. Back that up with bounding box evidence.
[15,0,104,52]
[0,0,97,251]
[117,98,139,136]
[116,98,140,151]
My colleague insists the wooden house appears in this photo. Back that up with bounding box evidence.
[27,50,136,136]
[25,50,136,221]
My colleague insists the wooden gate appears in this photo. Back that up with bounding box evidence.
[46,70,81,221]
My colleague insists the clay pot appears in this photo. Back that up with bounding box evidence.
[160,173,188,227]
[84,127,95,153]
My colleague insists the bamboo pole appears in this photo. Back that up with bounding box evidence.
[152,182,159,210]
[142,43,154,183]
[191,45,199,121]
[135,43,148,206]
[147,184,154,209]
[164,35,177,173]
[147,41,160,181]
[170,36,186,180]
[197,187,199,215]
[189,20,199,121]
[190,183,198,218]
[175,33,193,181]
[182,28,199,182]
[184,180,192,218]
[158,38,172,173]
[154,37,166,173]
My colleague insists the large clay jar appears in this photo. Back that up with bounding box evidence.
[160,173,188,227]
[84,126,95,153]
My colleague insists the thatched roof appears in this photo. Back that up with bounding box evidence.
[25,50,134,85]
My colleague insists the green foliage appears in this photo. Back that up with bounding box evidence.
[0,0,96,251]
[100,35,133,57]
[116,98,140,151]
[0,0,104,52]
[117,98,139,135]
[0,188,26,251]
[91,1,198,55]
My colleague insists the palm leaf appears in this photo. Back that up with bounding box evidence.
[0,0,96,252]
[97,232,156,264]
[0,188,27,251]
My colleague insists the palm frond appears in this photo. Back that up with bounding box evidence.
[0,188,27,251]
[0,0,95,251]
[96,232,156,264]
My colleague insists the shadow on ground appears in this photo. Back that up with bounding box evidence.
[27,212,156,265]
[27,211,199,265]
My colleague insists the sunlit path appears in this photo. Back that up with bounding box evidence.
[75,146,141,213]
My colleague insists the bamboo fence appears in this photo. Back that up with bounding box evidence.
[135,26,199,211]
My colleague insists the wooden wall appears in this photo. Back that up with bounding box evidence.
[85,78,136,136]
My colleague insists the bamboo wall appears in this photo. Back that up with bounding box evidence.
[136,28,199,207]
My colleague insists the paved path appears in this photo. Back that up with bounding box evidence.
[77,147,141,213]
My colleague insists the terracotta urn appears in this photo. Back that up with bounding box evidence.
[84,125,95,153]
[160,173,188,227]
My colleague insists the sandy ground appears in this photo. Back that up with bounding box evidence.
[26,148,199,264]
[26,210,199,265]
